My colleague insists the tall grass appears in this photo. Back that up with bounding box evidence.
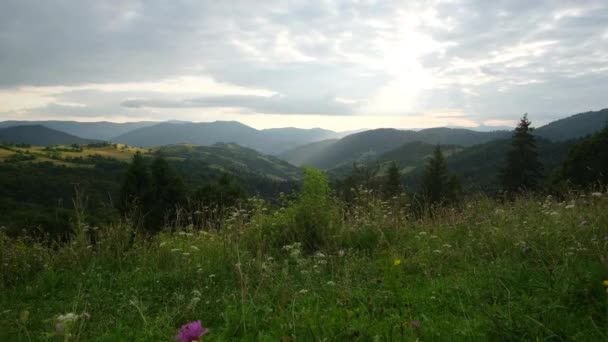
[1,171,607,340]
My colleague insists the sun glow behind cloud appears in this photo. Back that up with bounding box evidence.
[0,1,607,130]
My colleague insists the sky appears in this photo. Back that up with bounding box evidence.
[0,0,607,132]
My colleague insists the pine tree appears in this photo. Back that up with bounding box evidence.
[148,155,186,231]
[384,161,402,198]
[560,125,608,188]
[421,145,451,205]
[500,114,543,193]
[118,152,151,215]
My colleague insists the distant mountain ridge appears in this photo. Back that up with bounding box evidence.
[280,108,608,169]
[281,127,510,168]
[0,125,95,146]
[533,108,608,141]
[0,120,157,141]
[113,121,342,155]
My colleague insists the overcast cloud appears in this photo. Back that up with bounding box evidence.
[0,0,607,130]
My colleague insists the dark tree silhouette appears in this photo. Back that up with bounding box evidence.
[148,155,186,230]
[422,145,460,205]
[500,114,543,193]
[383,161,402,198]
[560,125,608,188]
[118,152,151,217]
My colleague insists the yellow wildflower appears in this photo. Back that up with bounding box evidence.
[393,259,401,266]
[603,280,608,287]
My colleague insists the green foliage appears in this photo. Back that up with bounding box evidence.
[500,114,544,193]
[2,191,608,340]
[119,153,187,232]
[560,125,608,188]
[383,161,402,198]
[245,167,337,253]
[118,152,152,219]
[421,145,461,205]
[193,173,246,208]
[4,151,36,163]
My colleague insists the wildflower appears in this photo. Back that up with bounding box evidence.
[57,313,78,323]
[393,259,401,266]
[550,211,559,216]
[298,289,309,294]
[410,321,421,328]
[182,253,190,257]
[565,204,575,209]
[432,250,442,254]
[171,248,181,253]
[603,280,608,287]
[159,241,167,247]
[190,246,199,251]
[175,320,209,342]
[326,281,336,286]
[591,192,602,197]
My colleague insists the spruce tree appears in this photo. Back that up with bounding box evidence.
[118,152,151,215]
[422,145,453,205]
[148,155,186,230]
[560,125,608,188]
[500,114,543,193]
[384,161,402,198]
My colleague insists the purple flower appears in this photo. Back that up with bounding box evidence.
[175,320,209,342]
[410,320,421,328]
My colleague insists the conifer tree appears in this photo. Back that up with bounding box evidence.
[500,114,543,193]
[148,155,186,230]
[118,152,151,215]
[421,145,451,205]
[560,124,608,188]
[384,161,402,198]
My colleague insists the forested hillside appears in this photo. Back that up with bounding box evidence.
[0,125,95,146]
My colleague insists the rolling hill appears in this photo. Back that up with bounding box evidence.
[280,108,608,169]
[0,120,157,141]
[0,125,95,146]
[328,141,463,180]
[534,108,608,141]
[282,128,508,168]
[400,138,578,194]
[113,121,342,155]
[156,143,302,182]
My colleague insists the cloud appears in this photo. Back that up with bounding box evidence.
[0,0,607,129]
[121,94,356,115]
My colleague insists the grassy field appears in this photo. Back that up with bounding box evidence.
[1,171,608,340]
[0,144,147,165]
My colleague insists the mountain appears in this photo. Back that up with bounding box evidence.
[278,139,338,166]
[534,108,608,142]
[283,128,508,169]
[0,121,156,141]
[328,141,463,180]
[0,125,95,146]
[399,138,578,194]
[156,143,302,182]
[113,121,341,155]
